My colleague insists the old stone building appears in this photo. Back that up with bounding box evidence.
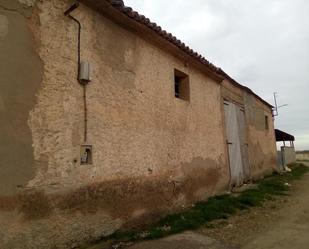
[0,0,277,248]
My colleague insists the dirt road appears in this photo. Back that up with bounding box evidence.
[201,166,309,249]
[243,168,309,249]
[91,165,309,249]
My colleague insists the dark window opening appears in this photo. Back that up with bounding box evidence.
[174,69,190,101]
[265,115,269,130]
[175,76,181,98]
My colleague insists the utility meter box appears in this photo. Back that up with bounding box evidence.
[80,145,93,165]
[79,61,91,84]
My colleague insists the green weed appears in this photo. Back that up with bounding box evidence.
[86,163,309,247]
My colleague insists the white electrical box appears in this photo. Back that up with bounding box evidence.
[79,61,91,83]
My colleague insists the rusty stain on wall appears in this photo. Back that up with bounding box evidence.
[0,156,228,248]
[0,157,226,219]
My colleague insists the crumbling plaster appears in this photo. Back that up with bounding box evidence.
[0,0,43,195]
[28,0,229,191]
[0,0,277,247]
[1,0,230,248]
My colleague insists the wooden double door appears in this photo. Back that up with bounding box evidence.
[224,101,250,187]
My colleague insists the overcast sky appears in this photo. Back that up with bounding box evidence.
[125,0,309,150]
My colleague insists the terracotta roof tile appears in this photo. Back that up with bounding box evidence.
[105,0,273,108]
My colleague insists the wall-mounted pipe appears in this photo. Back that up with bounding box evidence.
[65,3,81,83]
[64,2,88,143]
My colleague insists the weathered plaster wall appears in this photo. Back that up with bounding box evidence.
[28,1,229,197]
[0,1,44,247]
[0,0,230,248]
[221,80,244,106]
[0,0,43,195]
[244,93,278,178]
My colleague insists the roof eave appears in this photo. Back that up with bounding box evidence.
[80,0,273,108]
[80,0,224,83]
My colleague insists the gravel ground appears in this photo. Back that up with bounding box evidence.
[200,167,309,249]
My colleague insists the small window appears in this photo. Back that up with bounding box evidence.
[265,115,269,130]
[174,69,190,101]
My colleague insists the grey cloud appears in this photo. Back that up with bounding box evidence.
[125,0,309,150]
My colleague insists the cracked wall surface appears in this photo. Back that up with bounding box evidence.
[0,0,231,248]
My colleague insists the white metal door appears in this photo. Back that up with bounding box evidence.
[224,101,248,187]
